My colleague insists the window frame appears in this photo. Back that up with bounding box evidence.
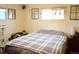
[31,8,39,20]
[8,8,16,20]
[70,5,79,20]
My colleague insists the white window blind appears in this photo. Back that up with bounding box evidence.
[41,8,64,20]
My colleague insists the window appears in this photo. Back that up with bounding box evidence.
[70,5,79,20]
[8,9,16,20]
[31,8,39,20]
[0,8,16,20]
[41,8,64,20]
[0,8,7,20]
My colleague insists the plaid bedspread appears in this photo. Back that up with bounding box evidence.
[6,30,67,54]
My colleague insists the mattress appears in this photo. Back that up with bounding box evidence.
[5,29,67,54]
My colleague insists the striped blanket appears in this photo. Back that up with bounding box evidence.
[6,30,67,54]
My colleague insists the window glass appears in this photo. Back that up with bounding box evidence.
[0,9,7,20]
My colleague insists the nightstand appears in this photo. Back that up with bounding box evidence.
[67,35,79,53]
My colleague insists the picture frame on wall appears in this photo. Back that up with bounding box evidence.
[31,8,39,20]
[8,9,16,20]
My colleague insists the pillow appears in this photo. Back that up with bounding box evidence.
[37,29,66,36]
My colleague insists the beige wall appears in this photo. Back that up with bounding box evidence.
[0,4,26,41]
[25,4,79,35]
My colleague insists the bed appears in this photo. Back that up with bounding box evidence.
[5,29,67,54]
